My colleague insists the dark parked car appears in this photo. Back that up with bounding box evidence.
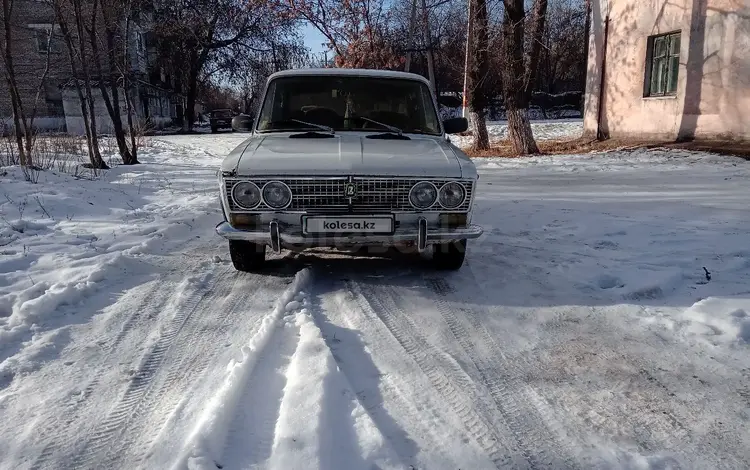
[210,109,235,133]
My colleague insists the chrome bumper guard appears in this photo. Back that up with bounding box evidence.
[216,220,483,253]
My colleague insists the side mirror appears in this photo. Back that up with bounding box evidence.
[232,115,254,133]
[443,117,468,134]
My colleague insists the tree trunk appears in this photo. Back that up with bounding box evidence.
[469,110,489,152]
[184,53,199,132]
[404,0,417,72]
[506,107,538,154]
[54,0,108,170]
[90,0,135,165]
[420,0,436,91]
[501,0,545,155]
[25,19,54,158]
[468,0,489,151]
[2,0,31,167]
[121,11,139,163]
[5,77,28,167]
[73,0,106,169]
[524,0,548,97]
[185,74,197,132]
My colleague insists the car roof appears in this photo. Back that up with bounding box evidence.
[267,68,431,86]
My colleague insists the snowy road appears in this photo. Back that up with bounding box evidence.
[1,131,749,469]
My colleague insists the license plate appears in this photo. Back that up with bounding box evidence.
[303,216,394,235]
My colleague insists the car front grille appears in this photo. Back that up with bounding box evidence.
[224,177,474,213]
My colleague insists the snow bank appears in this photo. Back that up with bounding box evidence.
[652,298,750,346]
[1,135,242,388]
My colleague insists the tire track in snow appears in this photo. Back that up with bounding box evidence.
[68,269,225,469]
[28,277,191,470]
[527,302,737,467]
[169,269,311,470]
[427,277,581,469]
[314,280,491,469]
[599,344,741,467]
[348,280,520,469]
[219,305,300,469]
[443,270,737,468]
[124,272,282,467]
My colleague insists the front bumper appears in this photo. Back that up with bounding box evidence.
[215,220,483,253]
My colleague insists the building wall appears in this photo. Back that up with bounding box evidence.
[0,0,72,126]
[1,1,175,135]
[62,87,174,135]
[584,0,750,140]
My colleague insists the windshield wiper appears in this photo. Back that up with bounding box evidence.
[365,132,411,140]
[347,116,404,136]
[264,119,335,135]
[290,119,334,134]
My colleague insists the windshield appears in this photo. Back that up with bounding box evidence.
[212,109,232,118]
[256,75,442,135]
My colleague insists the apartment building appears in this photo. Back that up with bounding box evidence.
[0,0,181,134]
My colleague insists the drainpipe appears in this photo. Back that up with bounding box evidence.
[596,14,610,141]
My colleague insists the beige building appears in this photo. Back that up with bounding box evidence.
[0,0,181,135]
[584,0,750,141]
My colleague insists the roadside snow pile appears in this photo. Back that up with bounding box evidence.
[668,299,750,345]
[451,119,583,149]
[0,139,230,387]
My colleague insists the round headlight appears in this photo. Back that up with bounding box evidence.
[409,181,438,209]
[231,181,261,209]
[262,181,292,209]
[439,182,466,209]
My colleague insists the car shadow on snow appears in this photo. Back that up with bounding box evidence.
[306,286,421,466]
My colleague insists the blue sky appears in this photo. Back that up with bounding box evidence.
[300,23,328,55]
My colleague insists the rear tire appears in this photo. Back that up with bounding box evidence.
[211,127,217,134]
[432,239,467,270]
[229,240,266,272]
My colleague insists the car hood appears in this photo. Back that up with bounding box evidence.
[227,133,463,178]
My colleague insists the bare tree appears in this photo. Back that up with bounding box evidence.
[537,0,587,94]
[154,0,283,132]
[1,0,31,167]
[468,0,490,151]
[52,0,108,169]
[278,0,402,69]
[87,0,140,164]
[1,0,57,171]
[501,0,548,155]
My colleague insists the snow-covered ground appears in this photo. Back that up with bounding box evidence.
[450,119,584,148]
[1,132,749,470]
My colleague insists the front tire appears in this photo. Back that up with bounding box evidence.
[229,240,266,272]
[432,239,467,270]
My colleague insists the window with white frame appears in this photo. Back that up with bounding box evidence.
[644,31,681,97]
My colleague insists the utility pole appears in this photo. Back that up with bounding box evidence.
[405,0,418,72]
[420,0,436,91]
[462,0,473,118]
